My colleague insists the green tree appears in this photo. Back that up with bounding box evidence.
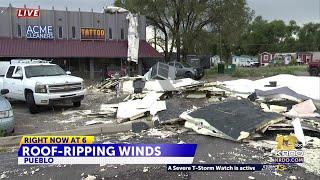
[115,0,252,62]
[297,23,320,51]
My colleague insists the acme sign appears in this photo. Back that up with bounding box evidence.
[26,25,54,39]
[17,8,40,18]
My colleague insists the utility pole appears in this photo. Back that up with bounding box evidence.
[219,27,222,63]
[154,26,157,49]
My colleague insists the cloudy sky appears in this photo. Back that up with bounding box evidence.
[247,0,319,25]
[0,0,319,24]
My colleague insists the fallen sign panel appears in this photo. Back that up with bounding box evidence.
[180,100,283,141]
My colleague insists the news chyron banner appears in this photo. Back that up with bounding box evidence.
[18,136,197,165]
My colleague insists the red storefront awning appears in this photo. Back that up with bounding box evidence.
[0,37,163,59]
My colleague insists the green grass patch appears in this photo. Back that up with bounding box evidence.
[0,128,5,137]
[205,65,307,78]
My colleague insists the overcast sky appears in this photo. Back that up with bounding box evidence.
[0,0,319,25]
[247,0,320,25]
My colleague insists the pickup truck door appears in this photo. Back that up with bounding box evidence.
[3,66,24,100]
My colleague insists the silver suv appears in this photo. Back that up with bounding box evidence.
[168,61,204,79]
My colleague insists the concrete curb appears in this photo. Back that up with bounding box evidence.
[0,120,154,147]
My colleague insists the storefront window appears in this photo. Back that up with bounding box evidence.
[109,28,112,39]
[58,26,63,39]
[72,26,76,38]
[17,24,22,37]
[121,28,124,39]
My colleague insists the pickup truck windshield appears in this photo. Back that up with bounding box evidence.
[25,65,66,78]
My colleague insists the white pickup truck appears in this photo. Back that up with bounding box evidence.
[0,60,85,114]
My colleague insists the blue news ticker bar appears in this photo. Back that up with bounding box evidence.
[18,144,197,157]
[167,164,264,171]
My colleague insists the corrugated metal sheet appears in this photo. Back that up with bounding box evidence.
[0,37,163,58]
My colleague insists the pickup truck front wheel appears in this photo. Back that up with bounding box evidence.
[73,101,81,107]
[26,92,38,114]
[309,68,319,76]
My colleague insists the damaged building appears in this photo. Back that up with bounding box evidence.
[0,5,163,80]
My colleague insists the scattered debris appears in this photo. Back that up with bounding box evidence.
[285,99,320,118]
[147,128,176,138]
[0,173,7,179]
[62,110,92,116]
[261,103,287,113]
[82,74,320,177]
[142,167,149,173]
[145,62,176,80]
[289,176,297,180]
[272,171,282,176]
[84,174,97,180]
[85,119,113,126]
[254,87,310,102]
[292,118,306,146]
[306,136,320,148]
[186,93,207,99]
[223,74,320,100]
[180,100,283,141]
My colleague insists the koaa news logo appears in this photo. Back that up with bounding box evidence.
[17,8,40,18]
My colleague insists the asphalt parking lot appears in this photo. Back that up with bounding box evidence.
[9,90,117,136]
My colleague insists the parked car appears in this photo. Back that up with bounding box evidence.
[168,61,204,80]
[0,60,85,114]
[308,59,320,76]
[0,89,14,135]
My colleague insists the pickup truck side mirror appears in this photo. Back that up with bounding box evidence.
[12,73,23,79]
[0,89,9,95]
[66,71,71,75]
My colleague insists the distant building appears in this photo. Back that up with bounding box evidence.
[232,55,258,67]
[0,5,162,80]
[273,53,296,65]
[297,52,313,64]
[259,52,273,66]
